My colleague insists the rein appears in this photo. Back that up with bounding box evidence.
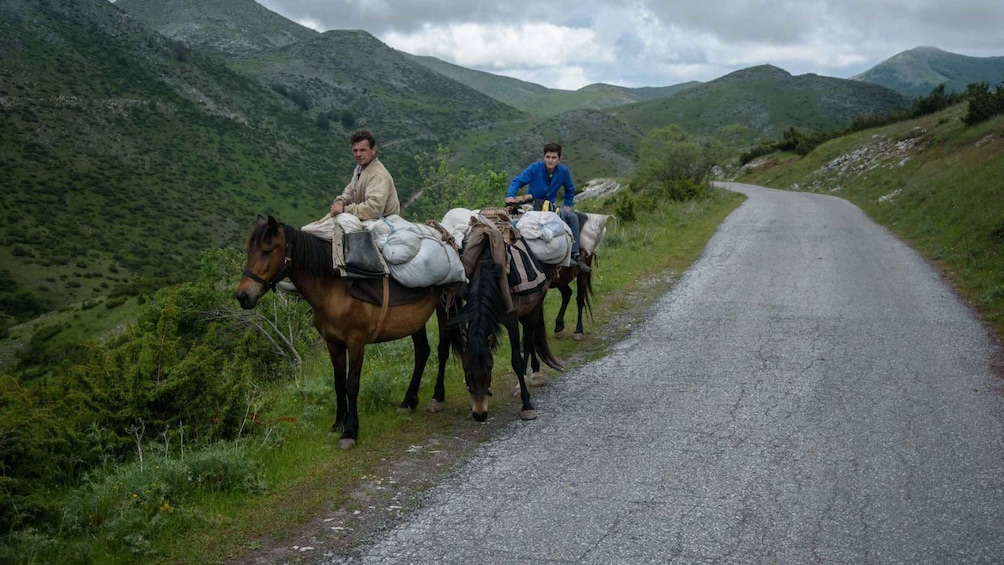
[243,242,293,292]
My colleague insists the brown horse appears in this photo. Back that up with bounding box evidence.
[235,216,461,449]
[449,243,562,422]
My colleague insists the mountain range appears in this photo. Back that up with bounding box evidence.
[1,0,1001,330]
[853,46,1004,97]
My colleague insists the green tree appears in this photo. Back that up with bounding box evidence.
[408,147,509,220]
[634,125,725,199]
[963,80,1004,125]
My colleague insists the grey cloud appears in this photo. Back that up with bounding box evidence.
[258,0,1004,88]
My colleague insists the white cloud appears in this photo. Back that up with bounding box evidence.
[384,22,611,73]
[258,0,1004,89]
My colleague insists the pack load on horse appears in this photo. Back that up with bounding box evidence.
[440,206,563,422]
[235,216,464,449]
[299,212,466,287]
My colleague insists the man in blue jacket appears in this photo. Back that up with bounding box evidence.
[505,142,591,272]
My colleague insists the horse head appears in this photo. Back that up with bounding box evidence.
[236,215,291,309]
[450,245,506,422]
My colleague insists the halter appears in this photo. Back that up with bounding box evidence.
[243,242,293,292]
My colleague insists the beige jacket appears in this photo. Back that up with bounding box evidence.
[333,158,401,220]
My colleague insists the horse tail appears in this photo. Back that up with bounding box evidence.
[529,303,563,371]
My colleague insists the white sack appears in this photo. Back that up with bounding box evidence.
[516,211,572,265]
[390,237,467,287]
[440,208,477,249]
[516,211,567,242]
[379,229,422,265]
[580,213,613,256]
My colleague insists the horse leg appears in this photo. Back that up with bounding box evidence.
[428,309,453,413]
[509,320,537,421]
[399,327,431,412]
[327,341,348,433]
[339,342,366,449]
[553,284,573,339]
[573,277,587,341]
[526,307,547,387]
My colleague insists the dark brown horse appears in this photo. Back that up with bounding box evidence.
[449,243,562,422]
[549,251,596,341]
[235,216,461,449]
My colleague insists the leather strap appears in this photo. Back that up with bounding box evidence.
[369,276,390,342]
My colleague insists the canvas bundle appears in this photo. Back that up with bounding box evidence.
[515,210,572,266]
[369,215,466,288]
[579,213,613,256]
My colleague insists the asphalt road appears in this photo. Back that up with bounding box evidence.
[325,182,1004,564]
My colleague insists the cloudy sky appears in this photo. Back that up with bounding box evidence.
[257,0,1004,91]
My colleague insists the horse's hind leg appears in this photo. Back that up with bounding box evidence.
[573,277,587,341]
[553,284,573,339]
[399,328,431,412]
[327,341,348,433]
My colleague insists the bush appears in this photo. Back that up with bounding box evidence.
[963,80,1004,126]
[614,193,637,222]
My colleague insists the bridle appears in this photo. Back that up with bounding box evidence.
[242,242,293,292]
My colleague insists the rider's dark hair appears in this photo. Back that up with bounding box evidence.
[350,129,376,149]
[543,142,562,157]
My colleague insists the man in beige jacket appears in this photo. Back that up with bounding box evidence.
[330,129,400,220]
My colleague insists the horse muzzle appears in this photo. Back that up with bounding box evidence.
[235,279,263,309]
[469,392,491,422]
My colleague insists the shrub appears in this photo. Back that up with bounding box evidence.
[614,193,637,222]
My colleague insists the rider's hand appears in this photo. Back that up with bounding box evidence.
[505,197,516,204]
[330,200,344,216]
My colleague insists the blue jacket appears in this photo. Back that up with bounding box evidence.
[507,162,576,208]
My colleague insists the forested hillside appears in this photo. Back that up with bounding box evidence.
[613,65,913,142]
[0,0,361,323]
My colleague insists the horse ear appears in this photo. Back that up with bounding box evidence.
[267,216,280,231]
[256,215,267,226]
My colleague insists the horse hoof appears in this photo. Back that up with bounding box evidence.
[427,399,446,413]
[520,409,538,421]
[338,438,356,450]
[573,333,583,341]
[527,372,546,387]
[554,330,565,339]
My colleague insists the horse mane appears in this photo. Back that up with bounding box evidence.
[285,225,338,278]
[450,251,505,365]
[249,221,337,279]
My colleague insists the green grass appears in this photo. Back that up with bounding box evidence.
[3,187,743,565]
[736,103,1004,337]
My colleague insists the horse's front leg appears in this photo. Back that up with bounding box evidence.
[326,340,348,433]
[507,321,536,421]
[339,342,366,449]
[399,327,431,412]
[553,284,573,338]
